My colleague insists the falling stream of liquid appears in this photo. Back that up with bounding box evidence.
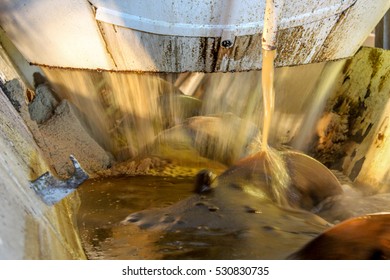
[257,49,291,207]
[261,49,276,152]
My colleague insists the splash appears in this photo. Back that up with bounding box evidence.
[252,48,344,208]
[247,47,292,207]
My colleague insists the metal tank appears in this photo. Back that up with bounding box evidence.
[0,0,389,73]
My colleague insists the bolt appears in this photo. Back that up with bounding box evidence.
[221,40,233,48]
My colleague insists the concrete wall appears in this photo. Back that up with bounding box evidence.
[0,44,86,259]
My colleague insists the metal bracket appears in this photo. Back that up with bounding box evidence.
[30,155,89,206]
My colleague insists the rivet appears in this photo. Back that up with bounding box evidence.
[221,40,233,48]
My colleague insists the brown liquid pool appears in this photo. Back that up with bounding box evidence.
[76,175,329,260]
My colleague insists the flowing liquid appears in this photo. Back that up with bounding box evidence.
[76,176,326,260]
[261,49,276,151]
[41,53,352,260]
[76,176,196,259]
[42,69,182,160]
[73,50,334,260]
[258,49,291,206]
[75,169,390,260]
[41,59,343,164]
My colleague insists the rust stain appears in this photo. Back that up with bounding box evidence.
[199,37,207,70]
[312,9,349,62]
[198,37,219,72]
[276,26,305,66]
[208,37,220,72]
[29,2,359,74]
[232,35,252,60]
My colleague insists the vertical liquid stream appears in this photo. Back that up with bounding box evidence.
[259,49,291,207]
[261,49,276,151]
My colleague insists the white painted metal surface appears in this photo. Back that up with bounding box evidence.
[0,0,389,72]
[94,0,355,37]
[262,0,284,51]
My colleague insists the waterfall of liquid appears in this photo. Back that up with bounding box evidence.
[42,68,178,160]
[40,58,344,198]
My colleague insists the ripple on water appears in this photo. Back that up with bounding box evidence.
[76,175,331,259]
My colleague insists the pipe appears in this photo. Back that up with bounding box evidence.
[262,0,284,51]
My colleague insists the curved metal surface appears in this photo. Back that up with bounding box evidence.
[0,0,389,72]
